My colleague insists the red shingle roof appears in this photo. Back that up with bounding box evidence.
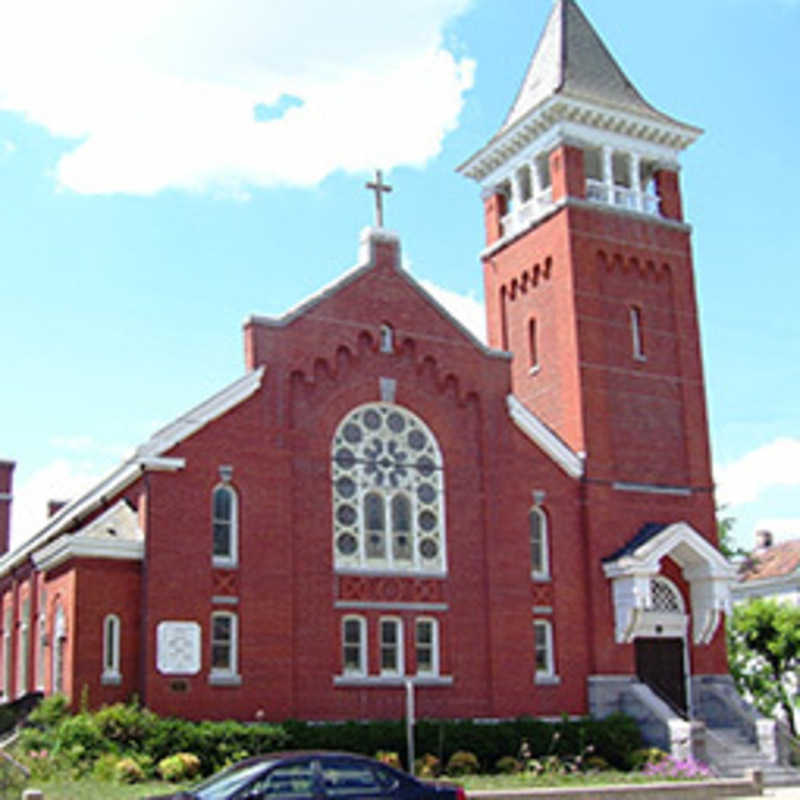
[739,540,800,582]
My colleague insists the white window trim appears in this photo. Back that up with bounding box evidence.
[52,604,67,695]
[212,484,239,568]
[379,616,403,677]
[17,601,29,698]
[341,615,367,678]
[2,608,11,700]
[209,611,240,685]
[530,507,550,581]
[534,619,559,684]
[414,617,440,677]
[101,614,122,685]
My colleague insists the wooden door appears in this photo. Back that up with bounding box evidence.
[635,637,687,714]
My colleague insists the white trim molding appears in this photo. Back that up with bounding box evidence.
[603,522,735,645]
[333,675,453,688]
[334,601,448,612]
[506,395,584,478]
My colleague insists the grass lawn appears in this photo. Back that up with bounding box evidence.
[25,777,190,799]
[458,771,688,789]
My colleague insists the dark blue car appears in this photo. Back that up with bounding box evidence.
[148,751,467,800]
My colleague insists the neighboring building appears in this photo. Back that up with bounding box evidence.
[732,531,800,605]
[0,0,736,728]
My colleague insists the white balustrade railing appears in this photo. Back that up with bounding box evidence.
[585,179,660,217]
[499,188,555,238]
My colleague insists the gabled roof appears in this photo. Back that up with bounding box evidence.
[245,227,507,362]
[1,367,265,578]
[503,0,681,131]
[32,500,144,572]
[738,540,800,583]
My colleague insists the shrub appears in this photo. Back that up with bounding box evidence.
[629,747,668,771]
[94,702,158,750]
[494,755,521,774]
[584,755,609,772]
[414,753,441,778]
[27,694,70,729]
[446,750,480,776]
[54,713,107,768]
[375,751,402,769]
[92,752,119,781]
[115,756,146,784]
[158,752,202,782]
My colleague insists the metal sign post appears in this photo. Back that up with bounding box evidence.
[405,678,415,775]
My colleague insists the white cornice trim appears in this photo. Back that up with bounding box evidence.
[506,395,583,479]
[459,94,700,183]
[33,536,144,572]
[136,367,265,459]
[333,601,448,612]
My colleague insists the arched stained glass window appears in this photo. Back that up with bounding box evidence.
[332,403,446,573]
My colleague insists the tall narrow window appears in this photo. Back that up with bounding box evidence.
[36,590,46,691]
[2,607,11,699]
[534,620,555,680]
[500,287,509,351]
[529,507,549,579]
[528,318,539,372]
[17,598,29,697]
[379,324,394,354]
[210,612,238,677]
[379,617,403,676]
[415,618,439,676]
[53,604,66,695]
[364,493,386,560]
[212,485,238,567]
[102,614,121,684]
[342,616,366,676]
[391,495,412,564]
[630,305,645,360]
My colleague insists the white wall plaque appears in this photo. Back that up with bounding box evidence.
[156,621,201,675]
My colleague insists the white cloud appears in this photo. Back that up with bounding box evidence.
[418,278,486,342]
[715,437,800,506]
[0,0,474,195]
[10,459,105,547]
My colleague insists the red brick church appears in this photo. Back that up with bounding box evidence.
[0,0,748,750]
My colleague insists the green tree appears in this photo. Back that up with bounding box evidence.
[716,506,745,559]
[727,598,800,736]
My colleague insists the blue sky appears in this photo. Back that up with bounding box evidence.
[1,0,798,550]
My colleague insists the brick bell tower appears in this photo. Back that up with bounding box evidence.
[458,0,712,494]
[460,0,735,699]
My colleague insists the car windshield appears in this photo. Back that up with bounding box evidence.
[191,760,275,800]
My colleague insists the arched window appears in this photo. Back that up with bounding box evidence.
[529,507,549,580]
[2,607,11,699]
[53,604,66,695]
[650,577,685,614]
[17,597,29,697]
[102,614,121,684]
[379,324,394,354]
[212,484,238,567]
[36,589,46,691]
[379,617,403,677]
[332,403,446,573]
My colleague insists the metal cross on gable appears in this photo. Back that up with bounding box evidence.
[366,169,392,228]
